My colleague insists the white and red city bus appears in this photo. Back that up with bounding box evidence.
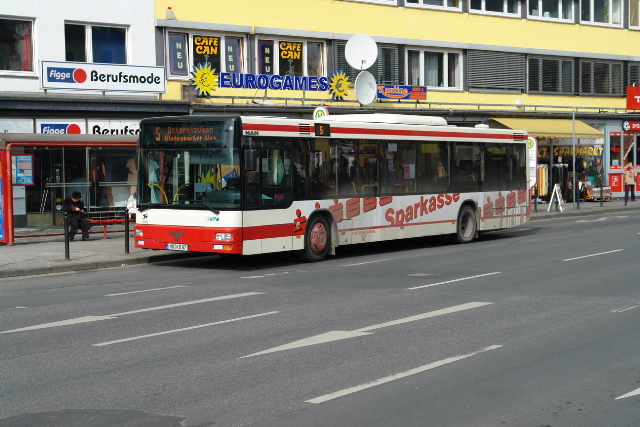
[134,114,530,261]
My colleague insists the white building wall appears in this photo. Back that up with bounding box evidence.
[1,0,156,95]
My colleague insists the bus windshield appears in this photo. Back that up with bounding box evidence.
[138,119,241,210]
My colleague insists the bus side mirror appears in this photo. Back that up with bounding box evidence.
[245,149,259,171]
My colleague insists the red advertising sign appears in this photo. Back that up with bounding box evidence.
[622,121,640,131]
[627,86,640,110]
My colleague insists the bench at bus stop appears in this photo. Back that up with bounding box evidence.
[63,208,134,239]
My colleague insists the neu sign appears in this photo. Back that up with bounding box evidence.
[41,61,166,93]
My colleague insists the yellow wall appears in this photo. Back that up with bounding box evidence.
[156,0,639,56]
[156,0,635,111]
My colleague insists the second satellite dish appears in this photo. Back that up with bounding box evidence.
[355,70,377,105]
[345,34,378,71]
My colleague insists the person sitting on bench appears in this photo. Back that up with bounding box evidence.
[63,191,91,241]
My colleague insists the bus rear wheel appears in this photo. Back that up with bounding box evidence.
[454,205,476,244]
[300,216,330,262]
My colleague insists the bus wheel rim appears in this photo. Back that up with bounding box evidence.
[310,223,328,254]
[461,213,473,238]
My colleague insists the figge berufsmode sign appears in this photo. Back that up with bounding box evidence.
[41,61,166,93]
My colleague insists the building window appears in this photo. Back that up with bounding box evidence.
[470,0,519,14]
[340,0,398,4]
[406,0,461,9]
[629,63,640,86]
[528,56,574,93]
[0,18,33,72]
[407,49,461,89]
[528,0,573,19]
[166,32,244,78]
[579,60,623,94]
[631,0,640,26]
[467,50,525,92]
[333,42,402,85]
[257,39,324,77]
[581,0,622,25]
[65,23,127,64]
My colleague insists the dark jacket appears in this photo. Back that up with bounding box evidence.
[63,197,87,217]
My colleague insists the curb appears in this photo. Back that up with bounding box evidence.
[0,251,208,279]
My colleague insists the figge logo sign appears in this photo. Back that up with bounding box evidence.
[47,67,88,84]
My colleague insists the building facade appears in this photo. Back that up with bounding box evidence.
[1,0,640,237]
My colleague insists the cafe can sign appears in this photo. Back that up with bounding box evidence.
[41,61,166,93]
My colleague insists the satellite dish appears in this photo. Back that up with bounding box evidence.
[345,34,378,71]
[355,71,377,105]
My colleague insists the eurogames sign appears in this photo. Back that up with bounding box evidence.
[190,62,351,100]
[41,61,166,93]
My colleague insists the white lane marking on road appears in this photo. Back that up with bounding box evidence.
[616,387,640,400]
[357,302,492,332]
[0,292,263,334]
[407,272,501,290]
[306,345,503,404]
[111,292,263,316]
[1,306,27,311]
[562,249,624,262]
[1,316,117,333]
[239,302,492,359]
[576,216,628,222]
[239,331,373,358]
[341,259,391,267]
[241,276,265,279]
[105,285,188,296]
[612,305,640,313]
[93,311,278,346]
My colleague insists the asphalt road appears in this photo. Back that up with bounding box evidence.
[1,212,639,427]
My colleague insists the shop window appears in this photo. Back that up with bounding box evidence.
[581,0,622,25]
[257,38,324,77]
[0,18,33,72]
[406,0,461,9]
[528,56,574,94]
[408,49,462,89]
[579,60,624,94]
[528,0,573,19]
[166,32,244,78]
[470,0,519,14]
[89,148,137,208]
[622,134,637,166]
[65,23,126,64]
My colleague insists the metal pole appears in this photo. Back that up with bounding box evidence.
[534,186,538,213]
[124,208,130,254]
[64,212,70,260]
[600,177,604,207]
[572,110,577,209]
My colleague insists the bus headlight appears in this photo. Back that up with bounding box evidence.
[135,229,144,237]
[215,232,233,241]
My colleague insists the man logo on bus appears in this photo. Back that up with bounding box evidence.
[41,124,82,134]
[47,67,87,84]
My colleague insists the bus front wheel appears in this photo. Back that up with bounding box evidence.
[300,216,330,262]
[454,205,476,244]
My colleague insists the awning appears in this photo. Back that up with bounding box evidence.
[492,118,604,139]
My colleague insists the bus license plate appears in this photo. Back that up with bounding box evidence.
[166,243,188,251]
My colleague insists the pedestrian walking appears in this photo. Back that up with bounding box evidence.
[623,162,637,203]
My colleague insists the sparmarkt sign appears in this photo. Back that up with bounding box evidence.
[40,61,166,93]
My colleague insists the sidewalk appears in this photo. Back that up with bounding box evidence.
[1,199,639,279]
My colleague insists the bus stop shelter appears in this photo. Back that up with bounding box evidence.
[1,133,137,246]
